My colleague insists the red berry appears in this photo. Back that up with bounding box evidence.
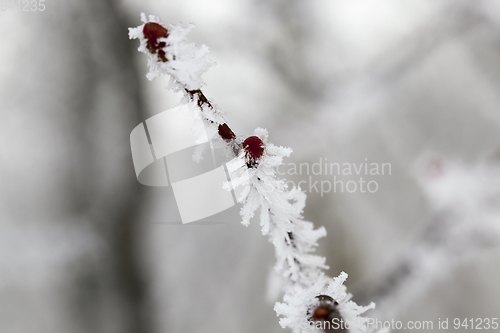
[143,22,169,62]
[243,136,265,164]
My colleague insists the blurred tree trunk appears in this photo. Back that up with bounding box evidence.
[0,0,152,332]
[70,1,153,332]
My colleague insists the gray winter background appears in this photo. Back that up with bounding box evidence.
[1,0,500,332]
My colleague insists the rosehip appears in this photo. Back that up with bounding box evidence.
[243,136,265,166]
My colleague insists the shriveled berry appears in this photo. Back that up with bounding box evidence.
[243,136,265,166]
[143,22,169,62]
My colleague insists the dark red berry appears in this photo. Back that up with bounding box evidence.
[243,136,265,165]
[143,22,169,62]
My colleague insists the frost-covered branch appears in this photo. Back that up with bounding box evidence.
[128,14,236,145]
[129,13,377,333]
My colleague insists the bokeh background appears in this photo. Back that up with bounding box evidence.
[1,0,500,332]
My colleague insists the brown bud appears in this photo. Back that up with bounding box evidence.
[143,22,169,62]
[218,123,236,141]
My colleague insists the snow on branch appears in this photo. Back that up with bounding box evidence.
[129,13,378,333]
[129,13,236,146]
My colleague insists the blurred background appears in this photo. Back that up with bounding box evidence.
[1,0,500,332]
